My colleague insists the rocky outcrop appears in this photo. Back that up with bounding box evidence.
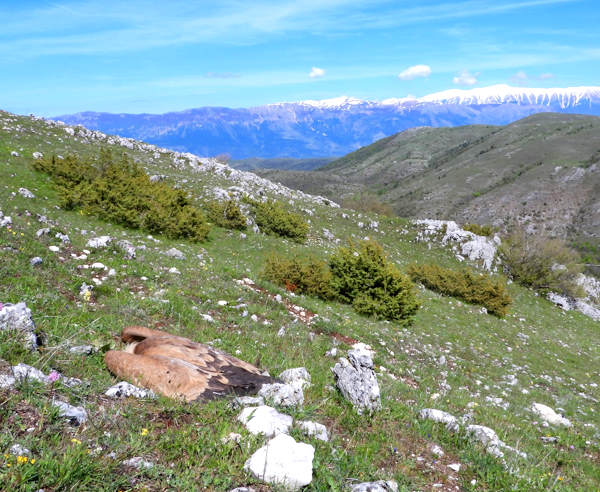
[332,343,381,415]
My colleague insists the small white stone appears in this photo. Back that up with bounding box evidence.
[448,463,461,472]
[297,420,329,442]
[237,405,293,437]
[48,245,60,252]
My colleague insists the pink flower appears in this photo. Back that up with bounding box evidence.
[47,370,60,383]
[0,303,3,311]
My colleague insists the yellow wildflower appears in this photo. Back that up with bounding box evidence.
[141,428,149,436]
[71,438,82,445]
[30,459,36,464]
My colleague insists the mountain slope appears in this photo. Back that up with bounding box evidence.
[1,110,599,490]
[54,85,600,159]
[260,113,600,242]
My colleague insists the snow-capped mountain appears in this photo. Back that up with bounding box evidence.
[54,85,600,160]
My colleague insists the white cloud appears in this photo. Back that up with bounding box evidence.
[453,70,478,86]
[397,64,431,80]
[510,70,529,85]
[539,72,554,80]
[309,67,325,78]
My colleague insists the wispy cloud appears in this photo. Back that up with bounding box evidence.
[398,65,432,80]
[0,0,581,59]
[204,72,241,79]
[453,70,478,85]
[510,70,529,85]
[309,67,326,78]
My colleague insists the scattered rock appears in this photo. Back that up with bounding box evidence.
[244,433,314,490]
[36,227,50,237]
[168,267,180,274]
[448,463,461,472]
[237,405,293,437]
[105,381,156,399]
[69,345,95,355]
[55,232,70,244]
[122,457,155,470]
[431,444,444,457]
[52,400,87,426]
[30,256,43,266]
[12,363,48,383]
[332,343,381,415]
[297,420,329,442]
[0,302,38,350]
[466,424,526,459]
[531,402,572,427]
[165,247,185,260]
[116,239,136,259]
[48,245,60,252]
[9,444,32,457]
[18,188,35,199]
[221,432,242,444]
[258,382,304,407]
[86,236,112,249]
[350,480,399,492]
[32,151,43,159]
[418,408,459,432]
[278,367,311,389]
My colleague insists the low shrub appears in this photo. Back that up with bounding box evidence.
[33,151,210,241]
[262,253,334,299]
[463,223,494,237]
[498,229,583,297]
[206,199,247,230]
[247,198,309,243]
[407,263,512,317]
[329,240,419,323]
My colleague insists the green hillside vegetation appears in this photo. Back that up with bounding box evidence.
[256,113,600,254]
[1,110,599,490]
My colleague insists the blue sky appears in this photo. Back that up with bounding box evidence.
[2,0,599,115]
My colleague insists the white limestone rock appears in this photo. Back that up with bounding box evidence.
[0,302,38,350]
[237,405,293,437]
[531,403,572,427]
[18,188,35,199]
[258,382,304,407]
[122,456,155,469]
[52,400,87,426]
[418,408,459,432]
[105,381,156,399]
[244,433,314,490]
[116,239,136,259]
[278,367,311,389]
[350,480,399,492]
[297,420,329,442]
[86,236,112,249]
[165,247,186,260]
[332,343,381,415]
[9,444,32,457]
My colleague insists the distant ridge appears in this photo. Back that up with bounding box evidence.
[54,85,600,159]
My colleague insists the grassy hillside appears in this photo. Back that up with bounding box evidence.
[231,157,334,172]
[1,111,599,491]
[258,113,600,246]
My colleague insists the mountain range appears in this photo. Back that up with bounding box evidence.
[54,85,600,161]
[257,112,600,243]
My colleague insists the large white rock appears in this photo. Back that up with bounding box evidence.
[258,382,304,407]
[332,344,381,415]
[18,188,35,199]
[237,405,293,437]
[531,403,572,427]
[0,302,38,350]
[244,433,314,490]
[165,247,186,260]
[418,408,459,432]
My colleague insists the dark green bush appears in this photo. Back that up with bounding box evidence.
[247,198,308,243]
[206,199,247,230]
[33,151,210,241]
[463,223,494,237]
[329,240,419,323]
[262,253,334,299]
[407,263,512,317]
[498,228,583,297]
